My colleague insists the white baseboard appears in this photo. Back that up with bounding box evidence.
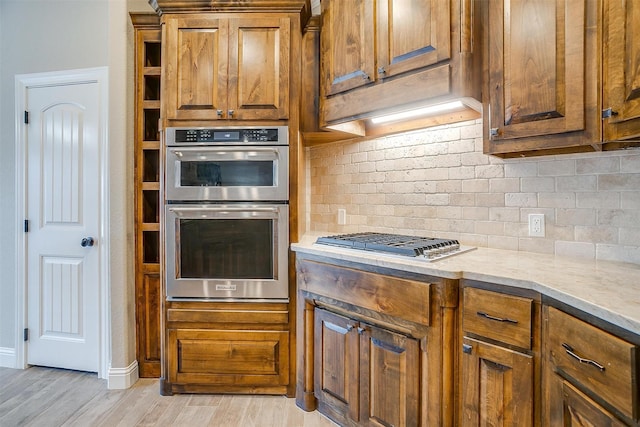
[107,360,139,389]
[0,347,16,368]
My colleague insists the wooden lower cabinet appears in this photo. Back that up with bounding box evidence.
[296,255,458,426]
[314,308,420,427]
[553,379,626,427]
[460,336,533,426]
[545,306,639,426]
[161,301,291,395]
[459,283,540,426]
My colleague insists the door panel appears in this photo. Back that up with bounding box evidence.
[461,336,534,426]
[487,0,591,140]
[603,0,640,141]
[376,0,451,79]
[228,17,290,120]
[27,82,100,372]
[360,324,420,427]
[314,308,360,421]
[321,0,375,96]
[164,15,228,120]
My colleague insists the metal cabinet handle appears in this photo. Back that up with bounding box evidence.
[216,109,223,117]
[477,311,518,324]
[346,324,354,332]
[228,109,235,117]
[362,73,370,81]
[378,67,386,75]
[562,343,605,371]
[357,327,366,335]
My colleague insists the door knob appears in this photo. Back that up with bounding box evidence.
[81,237,95,247]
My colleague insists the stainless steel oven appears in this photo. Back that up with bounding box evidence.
[165,127,288,202]
[164,126,289,301]
[165,203,289,300]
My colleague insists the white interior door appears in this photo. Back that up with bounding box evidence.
[26,82,100,372]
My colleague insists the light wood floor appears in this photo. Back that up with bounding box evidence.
[0,366,337,427]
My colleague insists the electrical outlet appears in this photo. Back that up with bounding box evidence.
[528,213,545,237]
[337,209,347,225]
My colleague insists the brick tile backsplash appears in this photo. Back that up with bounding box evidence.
[306,119,640,264]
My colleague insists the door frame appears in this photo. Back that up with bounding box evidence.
[14,67,110,379]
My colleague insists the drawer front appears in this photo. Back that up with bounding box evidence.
[463,287,533,349]
[297,259,431,326]
[167,328,289,386]
[547,306,638,420]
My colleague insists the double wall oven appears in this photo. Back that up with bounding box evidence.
[164,126,289,301]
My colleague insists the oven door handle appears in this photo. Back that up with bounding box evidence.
[167,146,282,161]
[167,206,284,219]
[168,206,280,213]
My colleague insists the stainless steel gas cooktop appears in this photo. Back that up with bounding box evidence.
[315,232,475,261]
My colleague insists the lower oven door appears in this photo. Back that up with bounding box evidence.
[165,204,289,301]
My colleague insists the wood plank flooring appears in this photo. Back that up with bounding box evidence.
[0,367,337,427]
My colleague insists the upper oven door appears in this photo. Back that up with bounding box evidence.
[165,145,289,201]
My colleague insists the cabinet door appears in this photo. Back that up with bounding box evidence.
[360,323,420,427]
[603,0,640,141]
[321,0,375,96]
[551,379,627,427]
[314,308,360,421]
[227,17,290,120]
[461,336,534,426]
[376,0,451,80]
[163,15,228,121]
[484,0,599,154]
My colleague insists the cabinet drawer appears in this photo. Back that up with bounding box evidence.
[463,287,533,349]
[547,306,638,421]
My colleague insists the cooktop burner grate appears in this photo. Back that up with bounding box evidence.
[315,232,474,260]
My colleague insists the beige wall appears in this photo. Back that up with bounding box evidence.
[0,0,155,382]
[307,119,640,264]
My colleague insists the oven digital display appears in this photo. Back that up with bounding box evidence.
[214,131,239,141]
[173,128,282,143]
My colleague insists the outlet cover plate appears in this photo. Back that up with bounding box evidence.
[528,213,545,237]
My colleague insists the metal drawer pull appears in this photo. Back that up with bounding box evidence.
[476,311,518,324]
[562,343,605,372]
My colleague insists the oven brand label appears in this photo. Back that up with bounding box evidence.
[216,284,237,291]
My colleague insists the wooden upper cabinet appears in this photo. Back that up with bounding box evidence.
[603,0,640,142]
[376,0,451,80]
[483,0,599,155]
[164,15,227,121]
[483,0,640,156]
[319,0,480,137]
[228,17,290,120]
[162,13,291,122]
[321,0,375,96]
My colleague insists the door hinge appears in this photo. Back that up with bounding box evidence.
[24,328,29,342]
[602,108,618,119]
[24,219,29,232]
[24,111,29,124]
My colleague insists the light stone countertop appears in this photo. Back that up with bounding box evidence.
[291,233,640,337]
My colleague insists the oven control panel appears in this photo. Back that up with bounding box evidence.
[166,127,288,145]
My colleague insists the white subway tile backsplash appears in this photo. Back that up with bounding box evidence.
[307,120,640,264]
[521,177,555,192]
[557,175,597,192]
[537,159,576,176]
[555,241,596,259]
[598,174,640,191]
[538,192,575,208]
[556,208,596,226]
[505,193,537,207]
[620,154,640,172]
[576,157,620,174]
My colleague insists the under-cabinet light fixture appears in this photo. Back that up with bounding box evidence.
[370,100,465,124]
